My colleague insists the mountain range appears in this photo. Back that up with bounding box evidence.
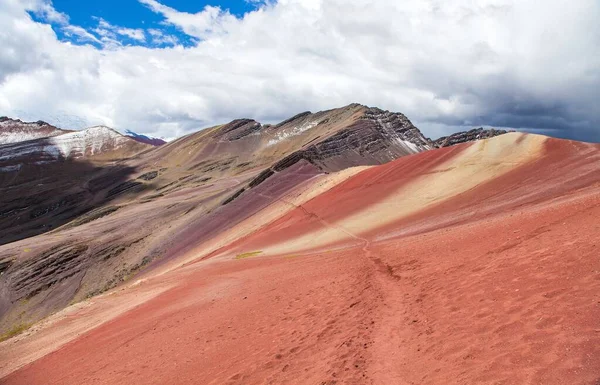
[0,104,598,385]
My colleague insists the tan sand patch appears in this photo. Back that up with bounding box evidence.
[262,133,546,255]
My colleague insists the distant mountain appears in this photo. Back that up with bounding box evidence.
[125,130,167,146]
[0,125,152,172]
[0,117,72,145]
[433,127,508,148]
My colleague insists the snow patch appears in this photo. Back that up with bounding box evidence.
[47,126,129,157]
[0,120,65,145]
[397,138,419,153]
[0,126,131,163]
[267,120,319,146]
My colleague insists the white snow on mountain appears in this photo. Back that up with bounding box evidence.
[48,126,130,157]
[0,119,67,145]
[266,120,319,147]
[0,126,138,170]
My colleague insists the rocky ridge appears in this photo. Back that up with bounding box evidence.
[433,127,508,148]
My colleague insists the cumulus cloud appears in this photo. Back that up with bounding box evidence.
[0,0,599,142]
[25,0,68,24]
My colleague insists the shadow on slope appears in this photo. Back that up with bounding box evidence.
[0,160,146,246]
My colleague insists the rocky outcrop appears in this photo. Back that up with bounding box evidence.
[361,108,433,150]
[245,107,434,190]
[0,162,141,246]
[213,119,262,141]
[137,171,159,181]
[9,243,90,301]
[433,128,508,148]
[0,235,151,329]
[273,111,312,129]
[242,106,435,192]
[301,108,432,172]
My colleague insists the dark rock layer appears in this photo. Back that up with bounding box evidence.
[434,128,508,148]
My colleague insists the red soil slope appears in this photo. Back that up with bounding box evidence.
[2,134,599,385]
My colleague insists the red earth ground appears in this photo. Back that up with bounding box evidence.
[1,133,599,385]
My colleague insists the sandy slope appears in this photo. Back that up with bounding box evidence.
[1,134,599,385]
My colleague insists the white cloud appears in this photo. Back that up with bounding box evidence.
[148,28,178,46]
[24,0,69,25]
[63,25,102,44]
[88,17,147,49]
[139,0,237,40]
[117,27,146,42]
[94,18,146,43]
[0,0,599,141]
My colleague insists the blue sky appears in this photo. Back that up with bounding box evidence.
[53,0,257,21]
[30,0,263,48]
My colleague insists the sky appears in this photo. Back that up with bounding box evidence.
[0,0,599,142]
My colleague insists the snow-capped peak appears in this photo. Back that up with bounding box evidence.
[48,126,131,157]
[0,117,69,145]
[0,125,141,170]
